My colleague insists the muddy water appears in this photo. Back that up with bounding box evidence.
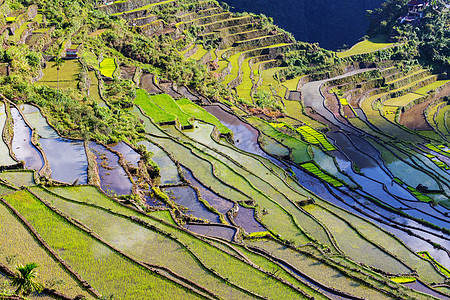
[163,186,221,223]
[89,142,132,195]
[184,223,236,241]
[111,142,140,168]
[40,138,88,184]
[11,108,44,171]
[0,103,16,166]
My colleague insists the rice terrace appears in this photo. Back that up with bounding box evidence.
[0,0,450,299]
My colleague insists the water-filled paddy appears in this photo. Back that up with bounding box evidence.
[39,138,88,184]
[233,205,266,233]
[18,104,59,139]
[10,107,44,171]
[111,142,140,168]
[89,142,132,195]
[184,223,236,241]
[0,103,16,166]
[163,186,220,223]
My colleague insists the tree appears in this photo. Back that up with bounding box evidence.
[53,57,65,90]
[11,262,43,296]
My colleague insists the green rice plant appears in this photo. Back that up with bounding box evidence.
[340,98,349,105]
[188,44,208,60]
[99,57,116,78]
[30,187,251,299]
[81,50,98,69]
[176,98,230,134]
[150,94,192,127]
[88,71,102,102]
[221,52,240,85]
[417,251,450,278]
[390,277,416,284]
[316,198,445,284]
[2,190,201,299]
[0,171,35,188]
[406,186,433,203]
[296,125,335,151]
[283,100,327,129]
[6,17,16,22]
[37,60,81,90]
[9,21,31,43]
[134,89,177,124]
[43,186,316,299]
[337,34,394,58]
[414,80,450,95]
[0,199,88,297]
[0,104,16,166]
[303,204,410,275]
[235,57,253,105]
[248,239,393,300]
[383,93,422,107]
[32,14,43,23]
[246,117,311,164]
[0,183,15,196]
[300,163,343,187]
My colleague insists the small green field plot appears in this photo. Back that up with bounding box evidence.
[414,80,450,95]
[235,57,254,105]
[296,125,336,151]
[390,277,416,284]
[88,71,102,102]
[417,251,450,278]
[99,57,116,78]
[2,190,202,299]
[383,93,422,107]
[247,117,311,163]
[88,29,107,37]
[406,186,435,203]
[188,44,208,60]
[221,52,240,85]
[300,163,343,187]
[6,16,16,22]
[134,89,176,124]
[284,99,328,129]
[0,171,35,188]
[0,104,16,166]
[337,35,395,58]
[0,183,15,196]
[258,132,290,157]
[37,60,82,90]
[283,76,304,90]
[81,50,98,69]
[111,0,175,16]
[425,143,450,156]
[32,13,44,23]
[0,200,88,298]
[339,98,349,105]
[150,94,192,127]
[8,21,32,43]
[176,98,230,134]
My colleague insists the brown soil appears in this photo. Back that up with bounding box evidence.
[120,65,136,80]
[323,88,353,126]
[400,86,450,131]
[342,105,356,118]
[139,73,161,94]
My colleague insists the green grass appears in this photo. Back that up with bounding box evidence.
[99,57,116,78]
[414,80,450,95]
[3,190,200,299]
[176,98,230,134]
[283,76,304,90]
[235,57,254,105]
[300,163,343,187]
[337,34,395,58]
[134,89,176,124]
[150,94,192,127]
[32,13,43,23]
[390,277,417,284]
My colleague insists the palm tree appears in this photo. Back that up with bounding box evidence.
[11,262,43,296]
[53,57,65,90]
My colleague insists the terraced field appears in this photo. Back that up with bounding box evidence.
[1,0,450,299]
